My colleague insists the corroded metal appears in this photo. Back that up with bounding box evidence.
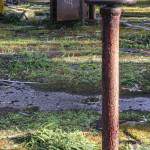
[57,0,81,21]
[84,0,136,150]
[101,7,121,150]
[51,0,89,22]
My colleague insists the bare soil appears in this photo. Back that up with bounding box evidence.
[0,81,150,113]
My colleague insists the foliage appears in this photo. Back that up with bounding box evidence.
[0,111,150,149]
[28,129,98,150]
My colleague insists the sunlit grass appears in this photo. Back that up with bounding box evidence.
[0,1,149,149]
[0,111,150,149]
[0,0,149,106]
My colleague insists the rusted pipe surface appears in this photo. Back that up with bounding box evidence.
[101,6,122,150]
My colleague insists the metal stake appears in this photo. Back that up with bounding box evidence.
[85,1,136,149]
[101,6,122,150]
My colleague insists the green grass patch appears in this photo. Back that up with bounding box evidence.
[0,52,149,94]
[0,111,150,149]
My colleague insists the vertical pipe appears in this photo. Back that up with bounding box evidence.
[100,6,122,150]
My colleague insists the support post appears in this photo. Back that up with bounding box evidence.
[101,6,122,150]
[85,1,136,149]
[89,3,95,20]
[50,0,57,24]
[80,0,85,25]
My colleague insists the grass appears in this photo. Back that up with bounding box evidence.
[0,1,149,95]
[0,22,149,95]
[0,0,150,93]
[0,1,149,149]
[0,51,149,94]
[0,111,150,149]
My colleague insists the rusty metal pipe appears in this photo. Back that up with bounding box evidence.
[101,6,122,150]
[85,1,136,149]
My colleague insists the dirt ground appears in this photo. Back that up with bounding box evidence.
[0,80,150,113]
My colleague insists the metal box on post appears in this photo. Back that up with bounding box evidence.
[50,0,89,22]
[57,0,81,21]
